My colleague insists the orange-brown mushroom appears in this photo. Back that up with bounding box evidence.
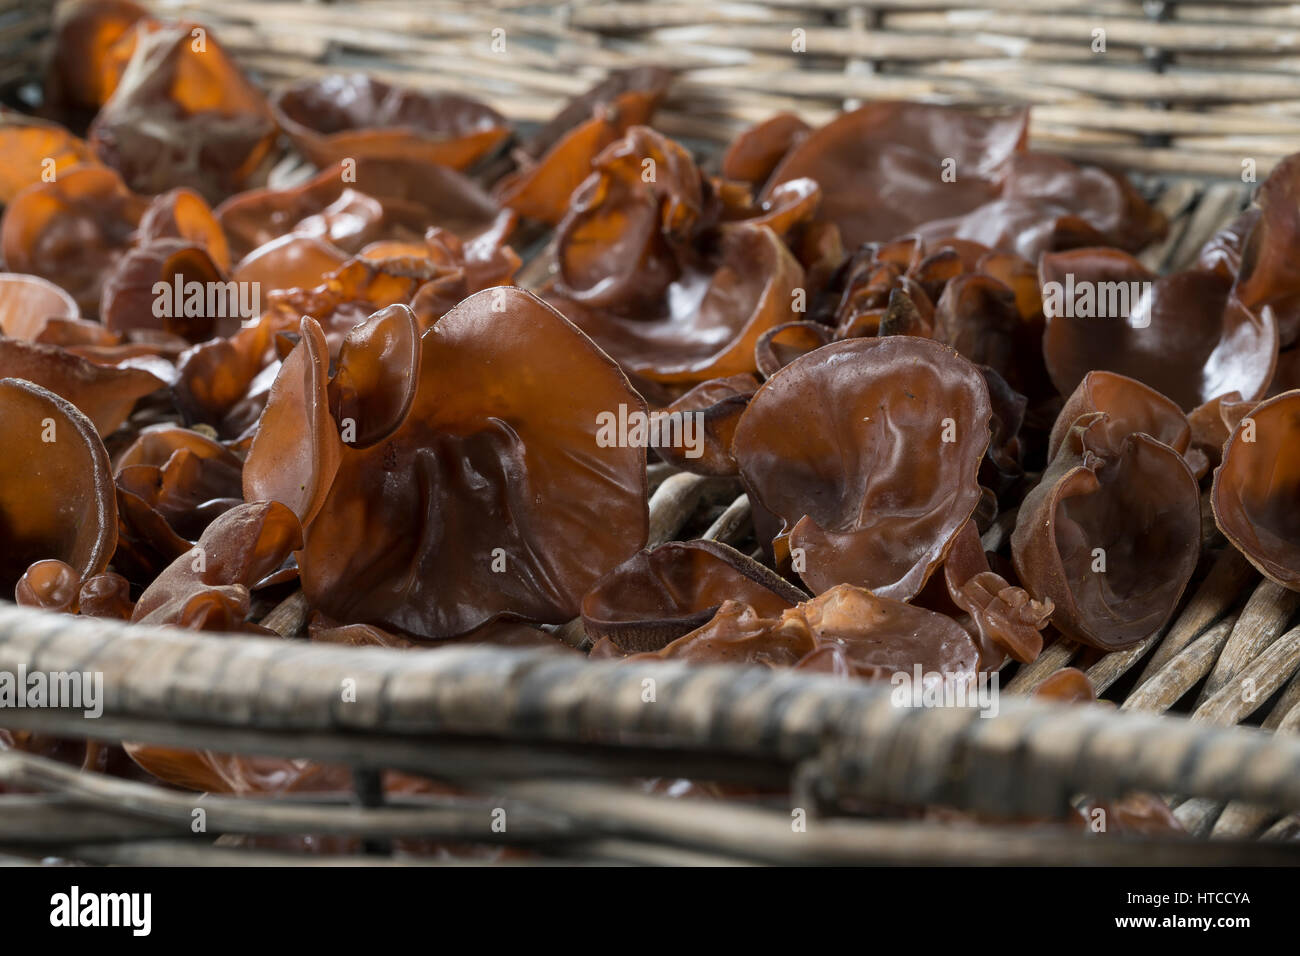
[271,74,508,172]
[0,378,117,597]
[245,288,650,639]
[647,373,760,476]
[763,102,1027,250]
[0,339,164,435]
[581,540,808,652]
[0,164,146,316]
[0,113,99,204]
[1011,411,1200,650]
[629,584,981,679]
[131,499,302,630]
[733,335,992,600]
[1211,389,1300,589]
[498,67,673,225]
[1039,248,1277,411]
[88,19,278,202]
[46,0,148,112]
[0,273,80,342]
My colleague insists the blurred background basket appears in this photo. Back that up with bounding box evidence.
[2,0,1300,865]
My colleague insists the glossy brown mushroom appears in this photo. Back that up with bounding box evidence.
[46,0,148,111]
[0,378,117,597]
[581,540,808,652]
[763,102,1028,250]
[1232,154,1300,348]
[1048,370,1191,463]
[14,559,82,613]
[271,74,508,172]
[100,238,236,341]
[0,114,98,204]
[0,339,164,435]
[1039,248,1277,411]
[549,221,804,386]
[216,158,505,262]
[0,273,80,342]
[943,519,1051,665]
[115,423,245,541]
[499,67,673,225]
[754,321,833,379]
[648,373,760,476]
[0,164,146,315]
[631,584,980,680]
[721,113,811,189]
[242,317,342,528]
[1011,413,1200,650]
[131,500,302,629]
[1211,389,1300,589]
[914,153,1166,261]
[266,288,650,639]
[733,336,992,600]
[137,187,232,270]
[88,19,278,202]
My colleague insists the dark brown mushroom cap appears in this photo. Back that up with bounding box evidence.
[1198,208,1259,281]
[943,519,1051,665]
[914,153,1167,260]
[292,288,649,639]
[0,339,164,435]
[1039,248,1277,411]
[520,67,673,162]
[1033,667,1096,704]
[721,113,812,189]
[131,499,302,627]
[763,101,1028,250]
[499,68,674,226]
[271,74,508,172]
[549,222,804,386]
[46,0,147,111]
[1233,154,1300,348]
[733,335,992,600]
[231,234,350,295]
[77,570,135,620]
[1011,413,1200,650]
[242,317,341,529]
[100,238,236,341]
[0,378,117,597]
[217,157,505,263]
[137,187,232,270]
[115,423,244,541]
[0,113,98,204]
[326,304,422,449]
[0,164,146,316]
[1211,389,1300,589]
[1049,370,1191,462]
[632,584,979,680]
[551,126,706,311]
[581,540,808,652]
[754,321,833,379]
[0,273,80,342]
[14,559,82,613]
[88,20,278,203]
[649,373,760,476]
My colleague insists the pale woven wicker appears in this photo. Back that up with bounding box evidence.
[1,0,1299,865]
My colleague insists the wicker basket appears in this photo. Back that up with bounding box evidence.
[1,0,1299,865]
